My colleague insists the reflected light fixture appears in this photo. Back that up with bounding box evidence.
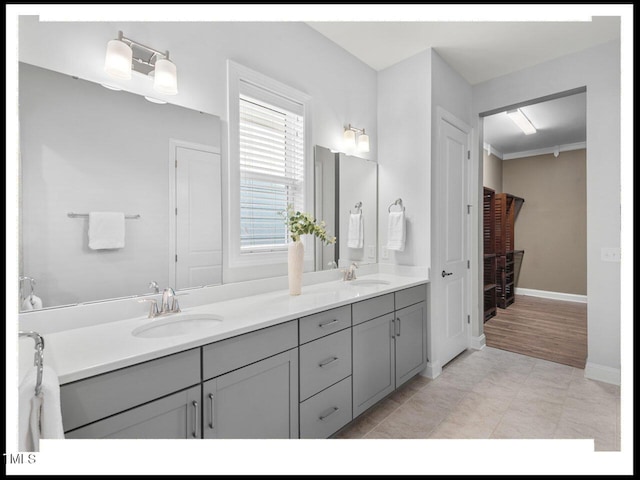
[507,109,536,135]
[104,31,178,95]
[343,124,370,153]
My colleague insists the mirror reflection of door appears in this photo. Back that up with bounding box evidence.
[171,142,222,290]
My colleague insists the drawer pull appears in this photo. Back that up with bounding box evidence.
[318,406,340,422]
[318,319,339,328]
[208,393,214,429]
[396,318,401,337]
[318,356,339,368]
[192,401,199,438]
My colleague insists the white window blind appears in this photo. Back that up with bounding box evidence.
[239,93,305,252]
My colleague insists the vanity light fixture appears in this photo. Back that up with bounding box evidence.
[506,109,536,135]
[104,31,178,95]
[343,124,370,153]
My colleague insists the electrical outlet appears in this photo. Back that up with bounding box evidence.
[601,247,621,262]
[381,246,389,259]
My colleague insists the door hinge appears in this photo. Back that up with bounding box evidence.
[467,315,470,324]
[175,160,178,168]
[467,150,470,159]
[175,254,178,262]
[467,260,470,269]
[175,207,178,215]
[467,204,472,214]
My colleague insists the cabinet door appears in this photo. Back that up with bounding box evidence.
[352,312,395,417]
[65,385,201,439]
[394,301,427,388]
[203,349,299,439]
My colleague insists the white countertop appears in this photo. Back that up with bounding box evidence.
[45,272,428,384]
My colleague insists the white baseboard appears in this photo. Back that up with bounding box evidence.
[584,361,621,385]
[515,287,587,304]
[425,361,442,379]
[470,334,486,350]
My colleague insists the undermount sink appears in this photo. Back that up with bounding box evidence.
[132,313,223,339]
[347,279,391,287]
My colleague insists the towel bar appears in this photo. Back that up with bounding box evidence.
[67,212,141,219]
[350,202,362,214]
[19,331,45,396]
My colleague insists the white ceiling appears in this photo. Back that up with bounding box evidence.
[483,92,587,156]
[307,17,620,85]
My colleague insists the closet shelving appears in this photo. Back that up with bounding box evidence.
[483,187,497,322]
[494,193,525,309]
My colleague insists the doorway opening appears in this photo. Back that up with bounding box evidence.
[479,88,587,368]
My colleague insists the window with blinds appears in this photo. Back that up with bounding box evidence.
[239,94,305,252]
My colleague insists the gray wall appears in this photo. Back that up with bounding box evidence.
[19,63,220,307]
[503,150,587,295]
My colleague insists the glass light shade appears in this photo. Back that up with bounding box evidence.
[358,132,370,152]
[343,128,356,149]
[144,96,167,104]
[104,39,133,79]
[153,58,178,95]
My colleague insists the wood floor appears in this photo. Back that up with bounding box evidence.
[484,294,587,368]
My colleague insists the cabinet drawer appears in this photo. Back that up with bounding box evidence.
[60,348,200,432]
[299,305,351,344]
[203,320,297,380]
[352,293,394,326]
[395,284,427,310]
[299,329,352,401]
[300,376,352,439]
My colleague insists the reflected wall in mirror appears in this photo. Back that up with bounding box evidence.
[314,145,377,271]
[19,63,222,311]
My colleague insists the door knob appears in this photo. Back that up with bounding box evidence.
[442,270,453,277]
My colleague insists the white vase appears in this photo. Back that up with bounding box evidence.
[288,240,304,295]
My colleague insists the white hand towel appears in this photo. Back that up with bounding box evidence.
[387,211,406,252]
[347,212,364,249]
[29,294,43,310]
[88,212,125,250]
[21,297,34,311]
[19,366,65,452]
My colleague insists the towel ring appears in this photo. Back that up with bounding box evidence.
[388,198,405,212]
[19,331,45,396]
[350,202,363,214]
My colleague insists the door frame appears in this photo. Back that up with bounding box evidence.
[168,139,221,289]
[428,106,473,378]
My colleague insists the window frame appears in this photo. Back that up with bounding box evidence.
[227,60,313,267]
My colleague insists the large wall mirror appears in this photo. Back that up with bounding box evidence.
[18,63,222,311]
[314,145,378,271]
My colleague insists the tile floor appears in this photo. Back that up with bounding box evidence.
[334,347,620,451]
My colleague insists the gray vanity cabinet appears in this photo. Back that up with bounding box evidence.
[352,285,427,418]
[66,385,201,439]
[202,349,299,439]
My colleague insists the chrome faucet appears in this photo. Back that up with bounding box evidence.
[161,287,181,315]
[342,262,358,281]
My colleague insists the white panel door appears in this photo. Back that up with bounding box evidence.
[436,117,470,366]
[175,146,222,289]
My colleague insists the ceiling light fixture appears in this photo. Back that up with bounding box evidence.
[507,109,536,135]
[343,124,370,153]
[104,31,178,95]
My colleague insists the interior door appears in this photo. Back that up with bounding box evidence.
[175,145,222,289]
[435,115,470,367]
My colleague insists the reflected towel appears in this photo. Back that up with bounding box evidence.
[88,212,125,250]
[387,211,406,251]
[29,295,43,310]
[347,212,363,249]
[21,297,34,311]
[19,366,65,452]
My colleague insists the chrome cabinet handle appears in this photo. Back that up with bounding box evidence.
[192,400,199,438]
[318,356,339,368]
[390,319,396,338]
[208,393,214,429]
[318,406,339,422]
[442,270,453,277]
[396,318,401,337]
[319,319,339,328]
